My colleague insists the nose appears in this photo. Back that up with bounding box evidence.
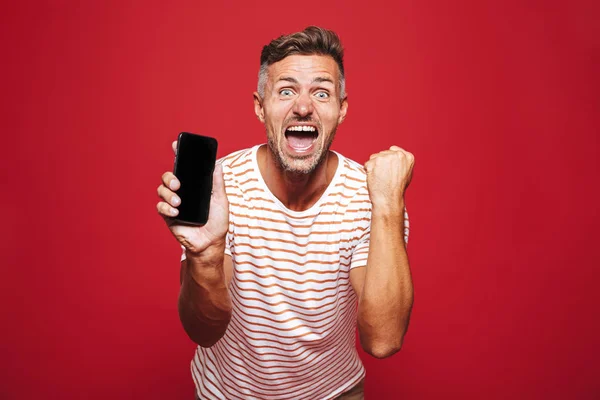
[292,92,314,117]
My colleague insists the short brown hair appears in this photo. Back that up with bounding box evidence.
[257,26,346,99]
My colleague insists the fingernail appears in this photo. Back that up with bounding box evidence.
[172,196,180,206]
[170,208,178,216]
[170,180,176,190]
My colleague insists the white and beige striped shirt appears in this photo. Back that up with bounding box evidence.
[183,144,409,399]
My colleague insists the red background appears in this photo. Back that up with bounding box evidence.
[2,1,599,399]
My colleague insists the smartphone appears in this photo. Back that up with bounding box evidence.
[172,132,218,225]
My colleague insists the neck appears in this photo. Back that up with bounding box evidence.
[258,145,337,212]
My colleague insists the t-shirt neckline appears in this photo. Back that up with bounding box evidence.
[251,144,345,217]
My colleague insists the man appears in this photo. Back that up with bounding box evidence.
[156,26,414,400]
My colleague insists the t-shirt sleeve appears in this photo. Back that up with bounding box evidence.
[350,206,410,270]
[349,191,372,270]
[224,223,233,257]
[350,237,370,269]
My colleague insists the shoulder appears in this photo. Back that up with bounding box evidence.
[339,154,367,182]
[218,147,255,171]
[332,152,371,215]
[218,146,260,183]
[218,146,262,197]
[334,151,368,193]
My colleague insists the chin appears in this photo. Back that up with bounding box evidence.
[267,131,331,175]
[278,146,322,175]
[282,158,319,175]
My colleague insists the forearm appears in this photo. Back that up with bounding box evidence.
[357,201,414,358]
[178,242,232,347]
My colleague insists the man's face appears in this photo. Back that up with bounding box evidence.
[254,54,348,174]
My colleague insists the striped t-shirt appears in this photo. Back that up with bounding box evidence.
[183,144,409,400]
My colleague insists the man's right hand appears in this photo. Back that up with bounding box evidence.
[157,141,230,256]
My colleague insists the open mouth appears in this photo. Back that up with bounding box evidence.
[284,125,318,152]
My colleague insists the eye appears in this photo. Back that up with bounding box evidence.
[280,89,294,96]
[315,91,329,99]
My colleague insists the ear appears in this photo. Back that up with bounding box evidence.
[338,96,348,124]
[253,92,265,123]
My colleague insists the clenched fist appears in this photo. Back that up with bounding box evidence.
[365,145,414,212]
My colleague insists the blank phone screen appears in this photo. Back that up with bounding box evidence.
[173,132,218,225]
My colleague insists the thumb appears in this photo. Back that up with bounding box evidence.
[212,163,226,198]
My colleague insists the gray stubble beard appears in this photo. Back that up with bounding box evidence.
[267,127,337,175]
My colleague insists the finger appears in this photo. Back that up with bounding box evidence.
[162,172,180,191]
[157,201,179,217]
[390,146,414,162]
[369,152,384,160]
[172,140,177,156]
[157,185,181,207]
[372,150,396,158]
[387,148,412,162]
[402,151,415,164]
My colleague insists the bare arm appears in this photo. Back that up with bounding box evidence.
[351,146,415,359]
[178,248,234,347]
[351,205,413,358]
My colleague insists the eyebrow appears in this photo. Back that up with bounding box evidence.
[277,77,299,84]
[312,76,334,85]
[276,76,335,85]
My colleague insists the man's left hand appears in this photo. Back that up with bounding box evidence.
[364,145,414,211]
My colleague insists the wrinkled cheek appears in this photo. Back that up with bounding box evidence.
[266,124,283,151]
[265,119,277,139]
